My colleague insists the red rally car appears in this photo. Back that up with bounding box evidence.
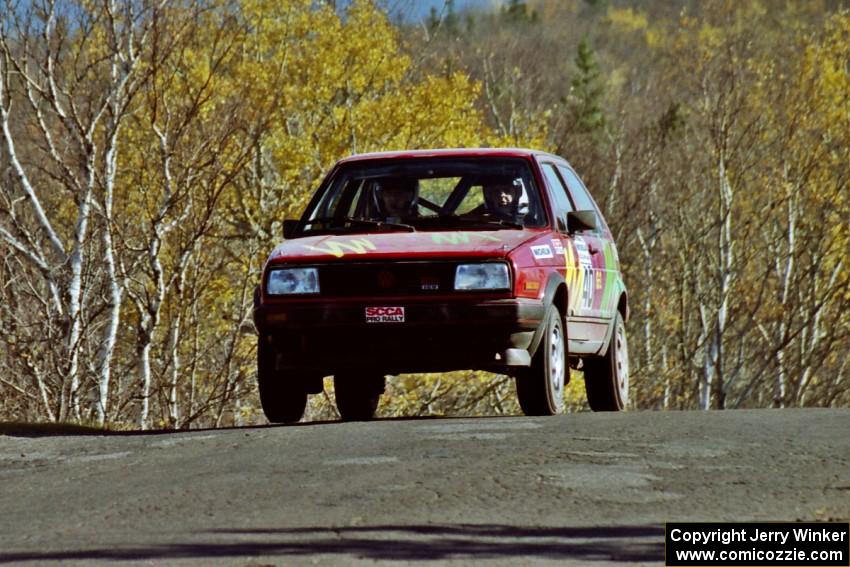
[253,148,629,422]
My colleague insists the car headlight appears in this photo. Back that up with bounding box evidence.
[267,267,320,295]
[454,263,510,291]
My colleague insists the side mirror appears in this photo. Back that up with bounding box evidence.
[567,210,598,234]
[283,219,299,239]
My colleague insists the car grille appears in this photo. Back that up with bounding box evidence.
[318,261,463,297]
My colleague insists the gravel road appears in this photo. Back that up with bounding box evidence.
[0,408,847,566]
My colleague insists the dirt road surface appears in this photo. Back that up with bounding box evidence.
[0,408,847,566]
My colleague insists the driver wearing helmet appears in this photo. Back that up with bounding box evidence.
[482,179,522,220]
[461,177,525,223]
[375,177,419,223]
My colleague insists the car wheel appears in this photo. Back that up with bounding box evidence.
[257,337,307,423]
[584,312,629,411]
[516,305,566,416]
[334,373,385,421]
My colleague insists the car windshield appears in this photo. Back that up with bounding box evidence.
[299,157,547,234]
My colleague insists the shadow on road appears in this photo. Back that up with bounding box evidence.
[0,422,109,437]
[0,524,664,563]
[0,413,531,438]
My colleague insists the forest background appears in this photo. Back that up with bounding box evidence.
[1,0,848,429]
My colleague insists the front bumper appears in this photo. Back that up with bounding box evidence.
[254,298,545,374]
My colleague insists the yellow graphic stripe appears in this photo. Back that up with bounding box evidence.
[565,243,582,312]
[431,232,501,244]
[305,238,377,258]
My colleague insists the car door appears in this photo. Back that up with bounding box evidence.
[556,164,617,321]
[538,162,596,326]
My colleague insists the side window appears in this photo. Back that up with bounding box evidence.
[312,177,358,221]
[557,165,597,213]
[541,163,574,218]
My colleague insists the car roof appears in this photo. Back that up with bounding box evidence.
[336,148,562,164]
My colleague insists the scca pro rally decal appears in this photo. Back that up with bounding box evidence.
[365,306,405,323]
[531,245,553,260]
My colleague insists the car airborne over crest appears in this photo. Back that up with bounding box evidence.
[253,148,629,422]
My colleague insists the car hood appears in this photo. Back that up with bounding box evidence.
[267,229,542,263]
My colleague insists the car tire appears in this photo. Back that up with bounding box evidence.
[257,337,307,423]
[516,305,566,416]
[584,312,629,411]
[334,374,385,421]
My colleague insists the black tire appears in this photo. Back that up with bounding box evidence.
[333,373,385,421]
[584,312,629,411]
[257,337,307,423]
[516,305,566,416]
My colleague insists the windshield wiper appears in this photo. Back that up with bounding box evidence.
[303,216,416,232]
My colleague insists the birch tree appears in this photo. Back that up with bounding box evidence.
[0,0,167,422]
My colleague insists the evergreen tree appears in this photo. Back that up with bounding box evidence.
[570,39,607,133]
[501,0,536,25]
[428,0,459,36]
[427,6,440,32]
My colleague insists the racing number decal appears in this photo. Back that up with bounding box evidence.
[573,237,594,312]
[582,268,593,309]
